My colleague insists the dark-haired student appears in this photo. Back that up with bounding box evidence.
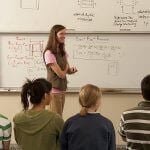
[119,74,150,150]
[13,78,64,150]
[60,84,116,150]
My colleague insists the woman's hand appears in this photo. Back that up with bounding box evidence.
[69,67,78,74]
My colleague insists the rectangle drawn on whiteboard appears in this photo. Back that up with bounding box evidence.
[108,62,119,76]
[78,0,96,8]
[20,0,39,10]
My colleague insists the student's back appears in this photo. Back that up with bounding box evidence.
[14,110,63,150]
[61,113,115,150]
[13,78,64,150]
[61,84,116,150]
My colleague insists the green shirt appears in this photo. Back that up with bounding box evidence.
[13,110,64,150]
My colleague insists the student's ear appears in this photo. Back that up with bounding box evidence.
[44,93,51,105]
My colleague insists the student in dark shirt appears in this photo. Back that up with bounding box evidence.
[60,84,116,150]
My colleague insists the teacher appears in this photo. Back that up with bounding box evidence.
[43,24,77,116]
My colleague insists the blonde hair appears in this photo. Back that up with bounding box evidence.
[79,84,102,116]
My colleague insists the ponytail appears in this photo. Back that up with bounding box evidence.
[21,79,32,110]
[80,106,88,116]
[21,78,52,110]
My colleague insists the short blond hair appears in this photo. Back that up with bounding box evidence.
[79,84,102,116]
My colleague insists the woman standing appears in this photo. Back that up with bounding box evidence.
[43,25,77,116]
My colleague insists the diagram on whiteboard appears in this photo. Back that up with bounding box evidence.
[20,0,39,10]
[7,36,45,77]
[108,62,119,76]
[114,0,150,30]
[71,35,123,76]
[117,0,138,14]
[77,0,96,8]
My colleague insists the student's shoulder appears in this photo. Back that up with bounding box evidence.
[0,114,11,126]
[46,110,64,124]
[64,114,80,124]
[45,110,59,117]
[122,101,148,113]
[122,106,140,115]
[13,110,27,122]
[0,114,8,120]
[99,114,114,128]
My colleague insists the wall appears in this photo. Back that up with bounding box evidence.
[0,92,142,145]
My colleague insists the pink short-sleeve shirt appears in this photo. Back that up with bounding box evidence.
[44,50,56,65]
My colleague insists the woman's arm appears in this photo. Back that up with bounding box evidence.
[44,50,69,79]
[47,63,69,79]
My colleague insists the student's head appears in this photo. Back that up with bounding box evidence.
[45,24,66,55]
[141,75,150,101]
[79,84,102,116]
[21,78,52,110]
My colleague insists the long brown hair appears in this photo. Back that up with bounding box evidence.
[44,24,66,56]
[79,84,102,116]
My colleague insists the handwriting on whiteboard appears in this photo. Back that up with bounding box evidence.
[7,36,46,77]
[6,35,124,78]
[73,0,96,22]
[73,35,123,61]
[114,0,150,29]
[70,35,124,76]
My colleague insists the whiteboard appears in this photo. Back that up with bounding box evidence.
[0,33,150,89]
[0,0,150,32]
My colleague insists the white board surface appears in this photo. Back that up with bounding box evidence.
[0,33,150,89]
[0,0,150,32]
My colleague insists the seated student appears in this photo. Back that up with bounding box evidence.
[0,114,12,150]
[13,78,64,150]
[119,75,150,150]
[60,84,116,150]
